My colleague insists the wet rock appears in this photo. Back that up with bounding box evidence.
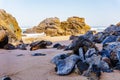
[51,54,80,75]
[102,35,118,44]
[30,40,52,51]
[4,43,16,50]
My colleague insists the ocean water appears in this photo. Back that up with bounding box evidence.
[21,26,107,33]
[91,26,107,32]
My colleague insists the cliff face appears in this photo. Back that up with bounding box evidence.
[0,9,22,42]
[25,16,91,36]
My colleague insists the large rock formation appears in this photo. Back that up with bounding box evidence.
[24,16,91,36]
[0,9,22,42]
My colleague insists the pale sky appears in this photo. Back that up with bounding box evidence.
[0,0,120,28]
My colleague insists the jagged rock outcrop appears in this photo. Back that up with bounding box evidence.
[24,16,91,36]
[0,9,22,42]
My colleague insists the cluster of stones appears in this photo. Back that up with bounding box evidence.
[24,16,90,36]
[51,23,120,80]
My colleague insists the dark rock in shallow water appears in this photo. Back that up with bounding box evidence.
[52,54,80,75]
[102,35,118,44]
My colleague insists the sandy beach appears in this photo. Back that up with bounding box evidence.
[0,36,120,80]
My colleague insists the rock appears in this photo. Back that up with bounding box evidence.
[85,48,96,59]
[84,31,94,41]
[51,54,80,75]
[4,43,16,50]
[76,60,89,75]
[78,48,85,61]
[16,44,28,50]
[65,35,98,55]
[104,25,120,35]
[69,35,78,40]
[51,53,69,65]
[53,43,66,49]
[30,40,52,51]
[16,54,24,56]
[0,30,8,48]
[102,35,118,44]
[31,53,46,56]
[116,36,120,42]
[87,64,101,80]
[102,42,120,69]
[93,32,109,43]
[25,16,91,36]
[0,9,22,42]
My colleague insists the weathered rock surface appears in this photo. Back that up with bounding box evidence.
[25,16,91,36]
[0,9,22,42]
[51,54,80,75]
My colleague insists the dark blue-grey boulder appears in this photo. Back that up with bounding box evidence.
[102,35,118,44]
[4,43,16,50]
[93,32,109,43]
[65,35,98,55]
[51,54,80,75]
[84,31,94,41]
[104,25,120,34]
